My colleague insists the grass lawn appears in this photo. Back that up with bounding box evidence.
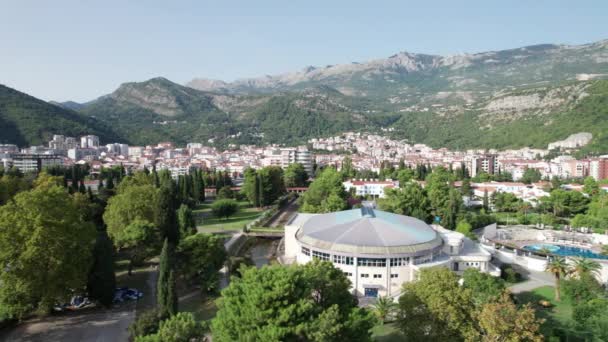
[195,200,263,233]
[371,323,403,342]
[515,285,575,337]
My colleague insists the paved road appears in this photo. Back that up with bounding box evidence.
[0,306,135,342]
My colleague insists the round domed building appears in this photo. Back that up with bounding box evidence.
[283,206,497,298]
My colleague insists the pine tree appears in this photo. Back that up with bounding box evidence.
[200,171,206,202]
[253,174,260,208]
[79,180,86,194]
[87,229,116,307]
[483,190,490,212]
[106,176,115,190]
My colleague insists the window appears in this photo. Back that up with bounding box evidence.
[390,257,408,267]
[358,258,386,267]
[391,274,398,278]
[333,255,354,265]
[343,272,353,277]
[312,250,330,261]
[301,247,310,256]
[373,274,382,279]
[361,274,369,278]
[413,254,432,265]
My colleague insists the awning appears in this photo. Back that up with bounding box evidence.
[362,284,382,289]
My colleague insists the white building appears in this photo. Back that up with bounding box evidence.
[80,135,100,149]
[284,207,498,298]
[342,179,399,198]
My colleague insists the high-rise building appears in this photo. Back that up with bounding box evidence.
[80,135,100,149]
[470,155,498,177]
[589,158,608,181]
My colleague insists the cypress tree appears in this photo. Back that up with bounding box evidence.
[192,171,201,203]
[106,176,115,190]
[156,184,180,244]
[87,229,116,307]
[167,270,178,316]
[177,204,196,238]
[200,171,206,202]
[257,174,265,207]
[483,190,490,212]
[253,173,260,208]
[157,239,172,318]
[79,180,86,194]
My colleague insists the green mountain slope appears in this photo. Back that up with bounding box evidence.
[0,84,121,146]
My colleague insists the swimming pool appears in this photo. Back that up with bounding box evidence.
[523,243,608,260]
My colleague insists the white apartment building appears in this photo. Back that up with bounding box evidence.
[342,179,399,198]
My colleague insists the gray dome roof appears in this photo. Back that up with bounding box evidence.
[295,208,443,256]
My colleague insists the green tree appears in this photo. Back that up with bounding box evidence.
[177,233,227,292]
[396,168,414,186]
[157,239,177,318]
[0,185,96,318]
[568,257,601,279]
[87,228,116,307]
[546,257,569,301]
[114,220,158,275]
[135,312,207,342]
[176,204,196,239]
[520,168,542,184]
[583,176,600,197]
[211,199,239,219]
[156,184,180,244]
[216,185,234,199]
[460,178,473,197]
[398,267,478,340]
[284,163,308,188]
[378,183,431,222]
[561,273,603,304]
[211,260,376,341]
[461,268,505,305]
[103,184,160,242]
[257,166,286,205]
[456,220,475,239]
[241,168,258,205]
[341,155,355,180]
[372,296,397,324]
[442,188,463,230]
[300,167,348,213]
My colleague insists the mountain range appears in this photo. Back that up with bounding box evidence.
[2,39,608,152]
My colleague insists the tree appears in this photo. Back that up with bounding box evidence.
[157,239,177,318]
[568,258,601,279]
[241,168,258,205]
[341,155,355,180]
[442,188,463,230]
[177,234,227,292]
[477,292,544,342]
[396,169,414,186]
[300,167,348,213]
[211,261,376,342]
[216,185,234,199]
[461,178,473,197]
[372,296,397,324]
[0,185,96,318]
[461,269,505,305]
[135,312,207,342]
[257,166,286,206]
[520,168,542,184]
[155,184,180,244]
[456,220,475,239]
[546,257,568,301]
[561,273,603,304]
[398,267,478,340]
[211,199,238,219]
[482,190,490,212]
[104,184,160,241]
[583,176,599,197]
[284,163,308,187]
[176,204,196,239]
[129,309,162,339]
[87,228,116,307]
[378,183,431,222]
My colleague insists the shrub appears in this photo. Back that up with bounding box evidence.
[129,309,162,339]
[216,186,234,199]
[500,265,520,283]
[211,199,238,219]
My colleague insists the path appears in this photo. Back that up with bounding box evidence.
[266,200,299,228]
[507,265,554,294]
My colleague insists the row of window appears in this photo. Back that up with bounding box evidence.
[302,246,434,267]
[359,273,399,279]
[465,262,480,267]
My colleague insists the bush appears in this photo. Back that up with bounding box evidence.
[211,199,238,219]
[129,309,162,339]
[500,265,521,283]
[216,186,234,199]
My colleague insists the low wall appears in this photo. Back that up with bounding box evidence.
[494,248,548,272]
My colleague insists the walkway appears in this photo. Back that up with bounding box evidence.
[507,264,554,294]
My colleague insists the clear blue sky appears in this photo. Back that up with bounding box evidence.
[1,0,607,102]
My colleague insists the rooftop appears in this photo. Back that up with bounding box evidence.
[294,208,443,256]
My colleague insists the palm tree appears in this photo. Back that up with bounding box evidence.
[545,257,568,302]
[372,295,397,324]
[569,258,601,279]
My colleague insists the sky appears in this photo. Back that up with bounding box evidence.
[1,0,607,102]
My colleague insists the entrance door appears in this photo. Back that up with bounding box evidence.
[364,288,378,298]
[453,262,459,271]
